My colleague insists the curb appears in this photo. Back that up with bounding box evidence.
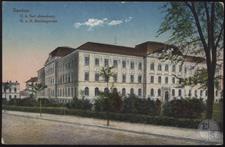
[3,112,222,145]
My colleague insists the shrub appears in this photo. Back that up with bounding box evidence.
[163,97,206,118]
[66,97,92,110]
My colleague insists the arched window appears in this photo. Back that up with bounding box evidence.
[138,89,142,96]
[122,88,126,96]
[151,88,154,96]
[172,89,175,96]
[113,88,117,93]
[104,88,109,93]
[95,88,99,96]
[158,89,161,96]
[158,64,162,71]
[84,87,89,96]
[178,89,182,96]
[165,64,169,71]
[130,88,134,95]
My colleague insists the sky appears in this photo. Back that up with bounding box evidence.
[3,1,169,89]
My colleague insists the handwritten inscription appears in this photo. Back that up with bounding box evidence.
[13,8,58,24]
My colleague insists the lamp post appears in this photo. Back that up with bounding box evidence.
[39,98,42,117]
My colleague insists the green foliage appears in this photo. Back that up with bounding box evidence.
[122,95,161,115]
[66,97,92,110]
[94,91,123,113]
[163,97,206,118]
[3,105,204,129]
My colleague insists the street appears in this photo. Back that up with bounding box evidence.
[2,112,213,145]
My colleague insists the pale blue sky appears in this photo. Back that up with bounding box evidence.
[3,1,169,89]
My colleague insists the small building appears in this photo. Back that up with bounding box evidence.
[25,77,38,97]
[2,81,20,100]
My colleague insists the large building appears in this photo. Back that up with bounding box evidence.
[2,81,20,100]
[37,41,223,103]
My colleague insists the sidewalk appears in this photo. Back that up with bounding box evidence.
[3,110,223,144]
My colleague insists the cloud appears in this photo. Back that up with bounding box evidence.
[74,16,133,30]
[108,20,123,26]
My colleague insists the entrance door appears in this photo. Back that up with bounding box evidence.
[165,91,169,102]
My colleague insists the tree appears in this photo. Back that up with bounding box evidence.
[98,66,115,126]
[27,83,47,116]
[157,2,224,119]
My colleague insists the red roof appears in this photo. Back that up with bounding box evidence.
[26,77,38,83]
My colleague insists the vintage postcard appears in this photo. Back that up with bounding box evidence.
[1,1,224,145]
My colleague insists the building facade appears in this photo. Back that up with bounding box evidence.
[25,77,38,97]
[37,41,223,103]
[2,81,20,100]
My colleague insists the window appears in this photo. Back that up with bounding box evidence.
[179,65,182,72]
[151,88,154,96]
[200,90,203,97]
[113,88,117,93]
[138,89,142,96]
[158,76,161,83]
[68,88,70,97]
[95,88,99,96]
[158,89,161,96]
[150,63,154,71]
[14,88,17,93]
[130,88,134,95]
[205,90,208,96]
[9,95,12,99]
[9,88,11,93]
[122,74,126,83]
[104,88,109,93]
[122,60,126,68]
[150,76,154,83]
[189,90,192,97]
[165,64,169,71]
[113,60,118,67]
[84,87,89,96]
[95,58,99,66]
[14,95,16,98]
[113,74,117,82]
[172,89,175,96]
[185,67,187,74]
[216,90,218,96]
[84,72,89,81]
[130,61,134,69]
[104,59,109,66]
[130,75,134,83]
[165,77,168,84]
[84,56,89,66]
[179,79,182,84]
[178,89,182,96]
[172,65,176,72]
[172,77,175,84]
[95,73,99,81]
[138,62,142,70]
[158,64,162,71]
[122,88,126,96]
[138,75,142,83]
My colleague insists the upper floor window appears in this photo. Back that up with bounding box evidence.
[172,89,175,96]
[122,74,126,83]
[130,75,134,83]
[165,64,169,72]
[113,60,118,68]
[150,76,154,83]
[122,60,126,68]
[84,56,89,66]
[158,76,161,83]
[104,59,109,67]
[150,88,154,96]
[130,61,134,69]
[84,72,89,81]
[95,58,99,66]
[189,90,192,97]
[178,89,182,96]
[150,63,154,71]
[172,65,176,72]
[138,62,142,70]
[200,90,203,97]
[158,89,161,96]
[185,67,187,74]
[95,73,99,81]
[195,90,197,97]
[172,77,175,84]
[138,75,142,83]
[14,88,17,93]
[165,77,169,84]
[158,64,162,71]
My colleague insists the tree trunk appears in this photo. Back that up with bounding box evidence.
[206,70,215,119]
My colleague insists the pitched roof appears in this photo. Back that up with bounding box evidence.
[49,46,75,57]
[26,77,38,83]
[77,42,144,57]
